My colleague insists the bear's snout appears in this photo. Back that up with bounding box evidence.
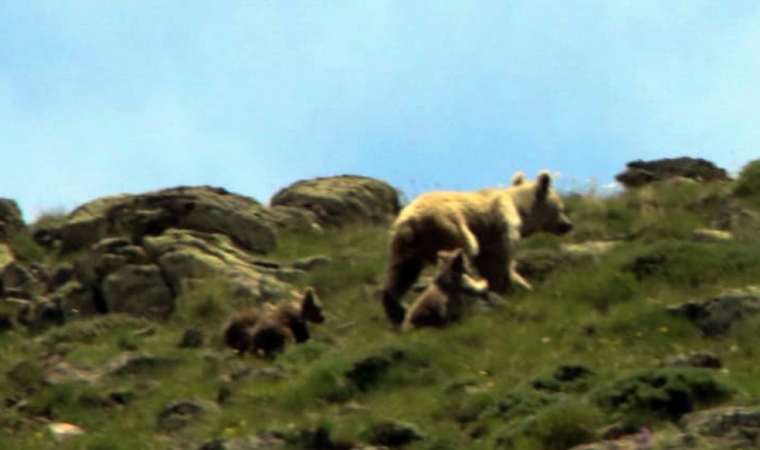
[558,220,573,234]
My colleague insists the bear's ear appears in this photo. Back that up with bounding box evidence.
[301,287,318,308]
[448,248,466,274]
[300,287,325,322]
[536,170,552,200]
[512,172,526,186]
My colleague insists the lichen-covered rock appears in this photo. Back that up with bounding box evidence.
[266,205,322,234]
[667,286,760,336]
[514,246,598,285]
[2,260,35,293]
[270,175,401,228]
[615,157,731,189]
[36,186,277,254]
[52,280,101,317]
[101,264,175,320]
[660,352,722,369]
[0,198,25,242]
[679,406,760,448]
[143,229,293,301]
[691,229,733,243]
[156,398,220,432]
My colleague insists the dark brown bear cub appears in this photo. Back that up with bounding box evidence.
[401,248,489,331]
[224,287,325,357]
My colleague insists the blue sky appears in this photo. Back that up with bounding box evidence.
[1,1,759,221]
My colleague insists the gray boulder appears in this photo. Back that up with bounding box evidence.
[142,229,294,301]
[615,157,731,189]
[35,186,276,254]
[270,175,401,229]
[668,287,760,336]
[101,264,174,320]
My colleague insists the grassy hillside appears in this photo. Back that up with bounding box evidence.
[4,163,760,449]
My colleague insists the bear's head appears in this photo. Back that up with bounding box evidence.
[434,248,489,296]
[513,170,573,237]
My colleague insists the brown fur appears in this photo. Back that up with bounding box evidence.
[402,248,489,331]
[381,171,572,326]
[224,287,325,357]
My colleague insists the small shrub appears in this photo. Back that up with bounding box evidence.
[31,207,68,227]
[529,401,601,450]
[529,364,596,393]
[486,389,558,422]
[438,390,495,425]
[591,367,735,423]
[26,383,78,417]
[86,440,123,450]
[283,361,356,407]
[116,331,141,351]
[561,191,639,241]
[171,279,240,326]
[734,159,760,198]
[6,360,45,393]
[6,232,48,264]
[41,314,151,348]
[299,258,382,295]
[496,400,601,450]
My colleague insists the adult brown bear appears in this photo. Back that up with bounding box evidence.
[381,170,572,326]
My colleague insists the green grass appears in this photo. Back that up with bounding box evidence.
[4,177,760,449]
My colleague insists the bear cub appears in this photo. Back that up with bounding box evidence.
[402,248,490,331]
[224,287,325,357]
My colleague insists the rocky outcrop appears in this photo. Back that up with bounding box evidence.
[101,264,174,320]
[0,198,25,242]
[615,157,731,189]
[34,186,277,254]
[570,405,760,449]
[265,205,322,234]
[270,175,401,229]
[142,229,296,300]
[667,286,760,336]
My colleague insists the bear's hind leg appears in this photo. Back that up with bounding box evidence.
[381,258,424,326]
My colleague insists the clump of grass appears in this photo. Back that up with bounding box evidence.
[171,279,243,328]
[41,314,152,349]
[6,360,46,394]
[562,191,640,242]
[5,232,49,264]
[591,367,736,424]
[281,359,356,408]
[298,258,383,295]
[496,400,602,450]
[625,241,760,289]
[550,264,641,313]
[30,207,69,230]
[272,224,390,262]
[115,330,141,351]
[632,180,731,241]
